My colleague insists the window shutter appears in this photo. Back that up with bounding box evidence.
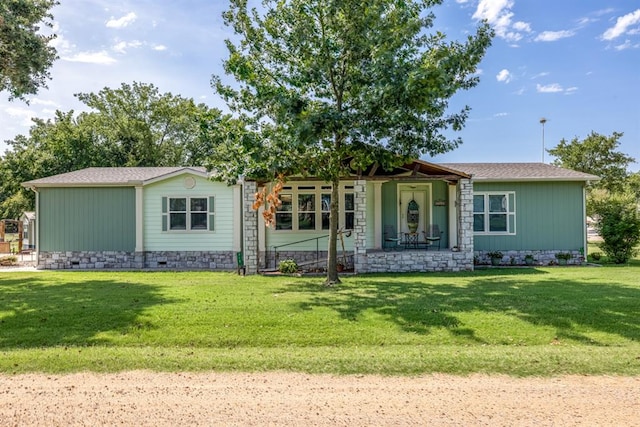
[208,196,215,231]
[162,197,168,231]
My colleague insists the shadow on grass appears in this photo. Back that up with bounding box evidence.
[0,275,172,349]
[285,268,640,345]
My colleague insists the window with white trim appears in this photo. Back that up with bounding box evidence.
[162,196,215,232]
[473,192,515,234]
[273,184,354,232]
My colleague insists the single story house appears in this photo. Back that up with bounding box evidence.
[22,161,598,272]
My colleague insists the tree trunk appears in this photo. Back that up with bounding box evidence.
[325,176,341,286]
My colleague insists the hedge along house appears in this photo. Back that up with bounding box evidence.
[22,167,241,270]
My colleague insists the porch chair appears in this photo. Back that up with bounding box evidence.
[423,224,442,251]
[384,225,402,251]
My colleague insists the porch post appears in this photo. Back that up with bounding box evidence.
[373,182,383,250]
[457,178,474,270]
[353,180,367,273]
[242,180,259,275]
[448,183,457,249]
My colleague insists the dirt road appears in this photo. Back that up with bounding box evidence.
[1,372,638,426]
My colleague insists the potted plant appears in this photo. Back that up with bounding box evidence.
[555,252,572,265]
[487,251,503,266]
[524,254,535,266]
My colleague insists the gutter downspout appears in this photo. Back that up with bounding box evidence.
[582,184,588,260]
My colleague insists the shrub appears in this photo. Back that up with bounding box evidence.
[555,252,572,261]
[591,191,640,264]
[589,252,602,261]
[0,255,18,266]
[278,259,298,274]
[487,251,503,259]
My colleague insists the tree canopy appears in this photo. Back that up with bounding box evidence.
[0,0,58,100]
[547,131,636,193]
[210,0,493,284]
[0,82,223,218]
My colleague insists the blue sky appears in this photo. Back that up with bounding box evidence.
[1,0,639,171]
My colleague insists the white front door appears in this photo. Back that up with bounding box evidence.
[400,190,428,235]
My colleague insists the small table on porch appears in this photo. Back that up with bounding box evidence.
[403,232,420,249]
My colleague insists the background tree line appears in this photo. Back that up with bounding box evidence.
[0,82,237,219]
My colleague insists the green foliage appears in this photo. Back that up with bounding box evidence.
[2,268,640,376]
[278,259,299,274]
[591,192,640,264]
[555,252,572,261]
[0,255,18,265]
[0,82,223,218]
[487,251,503,259]
[589,252,601,261]
[0,0,58,100]
[211,0,493,283]
[548,131,635,193]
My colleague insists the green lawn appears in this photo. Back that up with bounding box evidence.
[1,262,639,376]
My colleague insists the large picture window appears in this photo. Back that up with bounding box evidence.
[162,196,214,232]
[473,192,515,234]
[272,184,354,232]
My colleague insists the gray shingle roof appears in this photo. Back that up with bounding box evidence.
[440,163,600,182]
[22,167,208,187]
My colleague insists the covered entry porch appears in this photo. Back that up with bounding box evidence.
[351,160,475,273]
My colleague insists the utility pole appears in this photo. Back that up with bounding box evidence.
[539,117,547,163]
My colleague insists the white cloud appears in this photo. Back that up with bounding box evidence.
[112,40,143,54]
[494,112,508,117]
[614,39,640,50]
[106,12,137,29]
[30,98,60,108]
[536,83,564,93]
[531,72,550,79]
[534,30,575,42]
[496,69,512,83]
[4,107,35,126]
[63,51,117,65]
[153,44,167,51]
[472,0,529,44]
[513,21,531,32]
[602,9,640,40]
[565,87,578,94]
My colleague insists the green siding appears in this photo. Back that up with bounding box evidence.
[143,175,235,251]
[381,181,397,231]
[473,181,585,251]
[39,187,136,251]
[431,181,449,248]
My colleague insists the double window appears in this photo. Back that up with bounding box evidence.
[473,192,516,234]
[274,184,355,231]
[162,196,215,232]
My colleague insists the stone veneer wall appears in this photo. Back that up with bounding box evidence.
[365,250,473,273]
[475,250,584,266]
[353,180,368,273]
[37,251,235,270]
[242,181,259,275]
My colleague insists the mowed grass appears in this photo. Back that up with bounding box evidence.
[1,262,639,376]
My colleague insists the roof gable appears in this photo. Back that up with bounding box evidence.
[440,163,600,182]
[22,167,210,188]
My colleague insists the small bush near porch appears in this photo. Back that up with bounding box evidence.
[1,261,639,376]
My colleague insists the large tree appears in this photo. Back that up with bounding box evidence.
[210,0,493,284]
[0,82,223,218]
[0,0,58,100]
[548,131,636,193]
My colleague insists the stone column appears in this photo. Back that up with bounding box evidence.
[457,178,474,270]
[353,180,367,273]
[242,180,259,275]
